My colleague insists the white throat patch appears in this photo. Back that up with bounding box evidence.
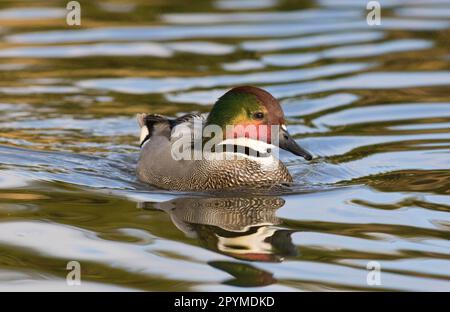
[216,137,280,171]
[218,137,276,155]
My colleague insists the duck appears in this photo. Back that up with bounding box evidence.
[136,86,312,191]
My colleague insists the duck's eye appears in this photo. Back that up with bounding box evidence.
[253,112,265,120]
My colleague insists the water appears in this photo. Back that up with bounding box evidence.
[0,0,449,291]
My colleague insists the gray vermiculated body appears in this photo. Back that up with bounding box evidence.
[136,135,292,191]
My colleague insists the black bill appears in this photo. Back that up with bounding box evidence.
[279,127,313,160]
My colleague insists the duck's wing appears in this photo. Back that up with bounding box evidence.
[171,113,205,127]
[170,113,207,142]
[136,113,207,147]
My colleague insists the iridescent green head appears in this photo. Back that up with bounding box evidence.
[206,86,312,160]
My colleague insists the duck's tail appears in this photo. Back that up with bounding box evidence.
[136,113,172,147]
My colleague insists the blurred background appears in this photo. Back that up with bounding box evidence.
[0,0,449,291]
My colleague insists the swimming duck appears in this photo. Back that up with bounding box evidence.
[136,86,312,191]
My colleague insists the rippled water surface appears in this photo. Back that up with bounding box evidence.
[0,0,449,291]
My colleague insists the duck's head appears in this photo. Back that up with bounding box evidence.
[206,86,312,160]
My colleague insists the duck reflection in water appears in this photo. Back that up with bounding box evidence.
[138,196,297,262]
